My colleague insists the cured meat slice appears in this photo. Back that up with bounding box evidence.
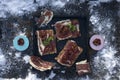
[55,40,83,67]
[37,10,53,25]
[53,19,80,40]
[36,30,56,56]
[76,60,91,75]
[29,56,54,71]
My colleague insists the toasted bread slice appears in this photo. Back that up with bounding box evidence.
[36,30,56,56]
[53,19,80,40]
[29,56,54,71]
[76,60,91,75]
[55,40,83,67]
[37,10,53,25]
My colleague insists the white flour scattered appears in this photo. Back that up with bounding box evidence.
[51,0,66,8]
[17,31,26,36]
[10,46,15,50]
[45,78,49,80]
[89,1,119,79]
[48,71,56,79]
[0,0,35,18]
[0,48,6,66]
[5,71,42,80]
[8,52,12,56]
[24,71,41,80]
[93,46,117,72]
[35,0,49,6]
[78,75,90,80]
[118,4,120,18]
[0,0,67,18]
[23,55,30,64]
[117,0,120,2]
[99,0,112,2]
[15,52,21,58]
[61,70,65,73]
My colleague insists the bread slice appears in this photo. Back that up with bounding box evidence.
[55,40,83,67]
[53,19,80,40]
[76,60,91,75]
[29,56,54,71]
[36,30,56,56]
[37,10,53,25]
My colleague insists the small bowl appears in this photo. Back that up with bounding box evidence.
[13,35,29,51]
[89,35,104,50]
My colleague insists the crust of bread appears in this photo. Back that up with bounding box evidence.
[76,60,87,65]
[36,31,43,56]
[57,35,72,40]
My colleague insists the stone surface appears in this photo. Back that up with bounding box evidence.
[0,0,120,80]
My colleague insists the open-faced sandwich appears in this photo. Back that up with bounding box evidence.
[53,19,80,40]
[76,60,91,76]
[36,30,56,56]
[37,10,53,25]
[55,40,83,67]
[29,56,54,71]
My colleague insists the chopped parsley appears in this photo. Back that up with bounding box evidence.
[67,23,76,31]
[43,36,54,46]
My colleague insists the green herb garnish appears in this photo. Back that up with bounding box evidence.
[43,36,54,46]
[67,23,76,31]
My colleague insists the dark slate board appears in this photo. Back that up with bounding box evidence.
[33,16,89,77]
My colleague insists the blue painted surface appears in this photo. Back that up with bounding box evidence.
[13,35,29,51]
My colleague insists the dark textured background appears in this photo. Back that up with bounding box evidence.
[0,0,120,80]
